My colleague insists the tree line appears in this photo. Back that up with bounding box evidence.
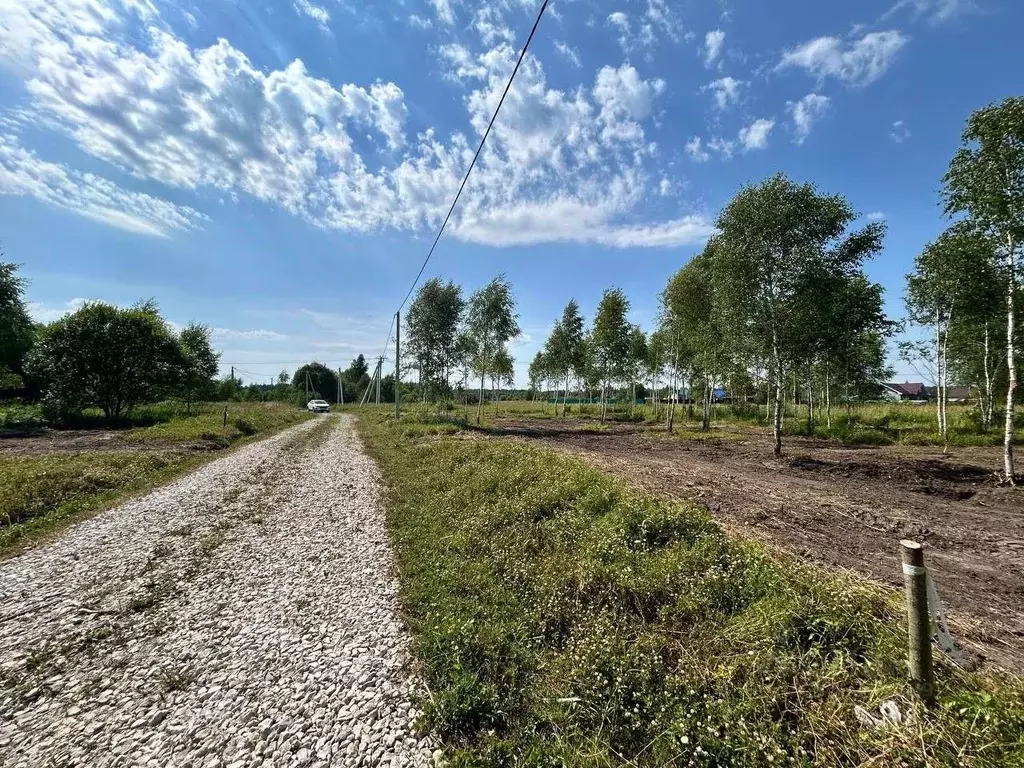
[403,97,1024,472]
[403,274,520,424]
[0,272,380,422]
[904,96,1024,481]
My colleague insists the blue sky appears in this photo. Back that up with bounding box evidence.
[1,0,1021,385]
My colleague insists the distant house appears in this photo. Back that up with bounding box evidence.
[881,382,927,402]
[880,382,974,403]
[925,385,974,403]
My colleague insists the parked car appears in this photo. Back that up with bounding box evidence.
[307,399,331,413]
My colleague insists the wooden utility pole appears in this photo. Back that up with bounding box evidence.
[337,368,342,405]
[375,357,383,405]
[900,540,936,706]
[395,311,401,419]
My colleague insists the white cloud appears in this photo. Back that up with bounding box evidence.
[708,136,735,160]
[27,298,89,323]
[0,134,205,237]
[884,0,974,23]
[704,29,725,67]
[293,0,330,31]
[787,93,830,143]
[471,6,513,45]
[890,120,911,142]
[429,0,455,25]
[685,136,711,162]
[0,0,708,250]
[606,2,681,54]
[554,40,581,68]
[738,118,774,151]
[865,211,886,221]
[211,328,289,341]
[407,14,432,29]
[658,178,671,196]
[702,76,743,110]
[778,30,908,87]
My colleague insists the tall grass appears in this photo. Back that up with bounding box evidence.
[360,413,1024,766]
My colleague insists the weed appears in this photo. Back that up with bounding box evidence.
[157,665,196,693]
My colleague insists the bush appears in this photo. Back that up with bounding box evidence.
[233,417,258,436]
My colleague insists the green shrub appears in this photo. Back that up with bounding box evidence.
[233,417,258,436]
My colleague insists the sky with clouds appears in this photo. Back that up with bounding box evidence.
[0,0,1021,385]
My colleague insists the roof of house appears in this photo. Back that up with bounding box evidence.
[883,382,926,396]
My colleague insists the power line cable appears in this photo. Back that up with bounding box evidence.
[394,0,551,314]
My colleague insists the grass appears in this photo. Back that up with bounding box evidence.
[454,397,1024,448]
[0,403,312,555]
[359,411,1024,767]
[127,401,310,444]
[0,401,45,431]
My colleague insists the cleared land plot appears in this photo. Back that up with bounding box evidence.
[485,416,1024,674]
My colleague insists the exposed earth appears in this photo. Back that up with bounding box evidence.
[487,416,1024,674]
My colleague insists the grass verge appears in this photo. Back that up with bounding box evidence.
[359,411,1024,767]
[0,405,313,556]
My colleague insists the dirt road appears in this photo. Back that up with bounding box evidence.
[0,415,435,768]
[489,418,1024,674]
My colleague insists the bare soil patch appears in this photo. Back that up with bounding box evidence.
[487,417,1024,673]
[0,428,212,454]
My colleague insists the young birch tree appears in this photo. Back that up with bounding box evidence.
[906,223,998,447]
[591,288,631,424]
[662,249,723,432]
[712,173,885,456]
[405,278,465,402]
[543,299,586,417]
[464,275,520,425]
[943,97,1024,482]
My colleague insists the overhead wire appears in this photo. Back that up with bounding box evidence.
[233,1,551,383]
[392,0,552,320]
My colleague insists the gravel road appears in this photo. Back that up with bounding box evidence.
[0,415,437,768]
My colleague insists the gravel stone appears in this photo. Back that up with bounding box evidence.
[0,416,436,767]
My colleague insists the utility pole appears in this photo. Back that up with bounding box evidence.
[338,368,343,405]
[305,371,310,401]
[376,356,383,405]
[395,311,400,419]
[230,366,235,384]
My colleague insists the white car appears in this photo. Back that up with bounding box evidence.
[307,399,331,413]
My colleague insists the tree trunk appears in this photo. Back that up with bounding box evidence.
[701,376,711,432]
[667,371,676,433]
[825,359,832,431]
[477,372,485,425]
[1004,238,1017,483]
[773,329,784,456]
[983,321,993,432]
[935,310,946,448]
[600,381,607,424]
[806,367,814,436]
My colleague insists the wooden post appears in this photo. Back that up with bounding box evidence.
[223,406,227,428]
[900,539,935,706]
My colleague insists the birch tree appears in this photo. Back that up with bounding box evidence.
[662,250,723,432]
[405,278,465,400]
[464,275,520,425]
[943,97,1024,482]
[543,299,586,417]
[906,223,998,446]
[591,288,631,424]
[712,173,885,455]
